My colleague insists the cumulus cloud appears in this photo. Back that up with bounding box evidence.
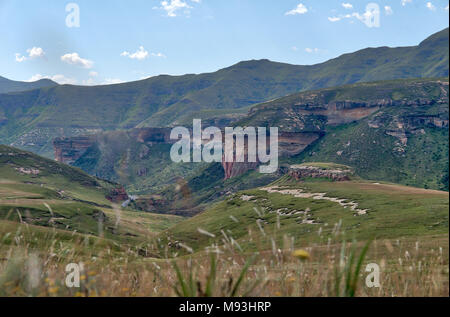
[157,0,192,17]
[328,4,380,27]
[121,46,166,60]
[15,47,45,62]
[426,2,436,10]
[285,3,308,15]
[401,0,412,6]
[61,53,94,69]
[342,3,353,9]
[121,46,149,60]
[15,54,27,63]
[384,6,394,15]
[28,74,77,85]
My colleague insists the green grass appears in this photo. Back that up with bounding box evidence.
[156,176,449,255]
[0,145,184,246]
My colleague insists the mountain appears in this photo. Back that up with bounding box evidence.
[0,28,448,156]
[57,78,448,218]
[149,78,447,214]
[239,77,449,188]
[0,76,58,94]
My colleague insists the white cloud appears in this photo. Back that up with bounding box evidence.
[328,16,341,22]
[27,47,45,59]
[121,46,166,60]
[15,47,45,62]
[121,46,149,60]
[426,2,436,10]
[305,48,320,53]
[285,3,308,15]
[384,6,394,15]
[28,74,77,85]
[401,0,412,6]
[61,53,93,69]
[89,71,98,77]
[15,53,27,63]
[342,3,353,9]
[446,4,449,11]
[328,5,380,28]
[158,0,192,17]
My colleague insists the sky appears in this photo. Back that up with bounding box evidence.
[0,0,448,85]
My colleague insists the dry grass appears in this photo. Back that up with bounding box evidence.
[0,220,447,297]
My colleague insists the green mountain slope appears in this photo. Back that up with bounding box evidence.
[0,28,448,156]
[156,172,449,254]
[0,145,182,243]
[0,76,58,94]
[238,78,449,191]
[68,77,448,215]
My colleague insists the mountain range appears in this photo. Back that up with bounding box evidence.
[0,76,58,94]
[0,28,448,157]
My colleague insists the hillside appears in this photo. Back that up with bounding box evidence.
[0,28,448,157]
[156,169,449,255]
[0,76,58,94]
[0,145,183,244]
[51,77,448,218]
[239,78,449,191]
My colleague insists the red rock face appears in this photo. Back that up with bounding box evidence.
[222,161,259,180]
[106,187,129,203]
[221,131,323,180]
[53,136,97,164]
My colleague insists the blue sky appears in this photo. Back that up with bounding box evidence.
[0,0,448,85]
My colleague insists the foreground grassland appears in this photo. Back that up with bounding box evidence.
[0,222,447,297]
[0,145,448,296]
[0,174,448,296]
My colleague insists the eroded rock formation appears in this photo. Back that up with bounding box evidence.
[288,165,353,182]
[106,187,129,203]
[54,136,97,164]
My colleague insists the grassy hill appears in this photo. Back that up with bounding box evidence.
[0,145,183,245]
[0,76,58,94]
[0,149,448,296]
[156,171,449,255]
[0,28,448,156]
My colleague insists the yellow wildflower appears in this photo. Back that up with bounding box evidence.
[292,249,310,260]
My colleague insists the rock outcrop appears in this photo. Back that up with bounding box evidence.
[54,136,97,164]
[288,165,353,182]
[106,187,129,203]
